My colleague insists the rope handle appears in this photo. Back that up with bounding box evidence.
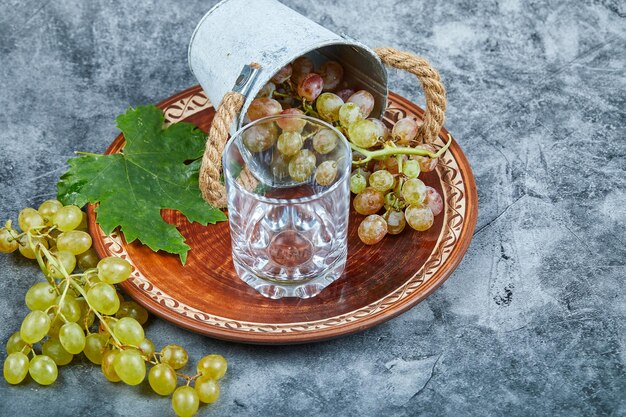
[199,48,447,208]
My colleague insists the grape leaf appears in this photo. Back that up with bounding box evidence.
[57,105,227,264]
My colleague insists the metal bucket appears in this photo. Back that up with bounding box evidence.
[188,0,388,133]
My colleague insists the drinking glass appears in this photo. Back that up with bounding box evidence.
[222,114,351,299]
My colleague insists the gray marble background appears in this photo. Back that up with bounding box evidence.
[1,0,624,416]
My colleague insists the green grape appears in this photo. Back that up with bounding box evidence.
[403,160,421,179]
[401,178,427,205]
[384,210,407,235]
[38,199,63,226]
[99,316,118,336]
[101,349,121,382]
[276,131,303,157]
[56,294,82,322]
[114,317,144,346]
[56,230,92,255]
[77,248,99,271]
[242,122,278,153]
[353,187,385,215]
[288,149,316,182]
[0,228,19,253]
[316,92,343,122]
[348,119,379,148]
[350,172,367,194]
[172,386,200,417]
[53,205,83,232]
[97,257,132,284]
[59,322,86,354]
[29,355,58,385]
[160,344,188,370]
[116,301,149,325]
[6,331,30,354]
[114,349,146,386]
[48,250,77,278]
[312,128,338,155]
[195,375,220,404]
[197,354,228,380]
[42,337,73,366]
[368,118,389,141]
[149,363,177,396]
[315,161,338,186]
[368,170,394,192]
[405,204,434,231]
[77,212,88,231]
[77,298,95,328]
[347,90,375,119]
[358,215,388,245]
[276,108,306,132]
[338,102,364,128]
[20,310,51,344]
[18,235,48,260]
[391,117,419,145]
[138,338,155,357]
[4,352,29,384]
[87,282,120,315]
[18,208,44,232]
[84,333,108,365]
[25,282,57,311]
[47,314,63,338]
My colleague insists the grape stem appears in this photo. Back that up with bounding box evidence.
[350,133,452,164]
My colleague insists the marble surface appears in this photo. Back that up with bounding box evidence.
[1,0,625,416]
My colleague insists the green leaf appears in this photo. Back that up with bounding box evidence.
[57,105,227,264]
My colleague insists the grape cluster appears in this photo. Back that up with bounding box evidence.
[249,55,450,245]
[1,200,227,417]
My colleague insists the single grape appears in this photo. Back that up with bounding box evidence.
[4,352,29,384]
[47,314,63,338]
[116,301,149,325]
[256,81,276,98]
[114,317,144,346]
[288,149,316,182]
[38,199,63,226]
[56,294,82,322]
[335,88,355,102]
[101,349,121,382]
[149,363,177,396]
[42,337,73,366]
[18,208,44,232]
[312,128,338,154]
[77,248,99,271]
[242,122,278,153]
[353,188,385,215]
[403,160,421,179]
[401,178,427,205]
[246,98,282,122]
[20,310,51,344]
[77,298,95,328]
[316,92,344,122]
[138,338,155,357]
[196,375,220,404]
[29,355,58,385]
[384,210,407,235]
[271,64,292,84]
[338,102,364,128]
[87,282,120,315]
[392,117,419,145]
[25,281,57,311]
[114,348,146,386]
[59,322,86,354]
[97,257,132,284]
[298,72,324,102]
[291,56,313,84]
[48,250,77,278]
[53,205,83,232]
[56,230,92,255]
[173,386,200,417]
[350,172,367,194]
[77,212,88,231]
[348,119,379,148]
[0,228,19,253]
[320,61,344,91]
[99,316,118,336]
[368,118,389,141]
[84,333,108,365]
[18,235,48,260]
[276,108,306,132]
[277,131,303,157]
[405,204,435,231]
[315,161,338,186]
[425,186,444,216]
[358,215,388,245]
[197,354,228,380]
[348,90,375,118]
[368,170,395,193]
[161,344,188,370]
[411,144,438,172]
[6,331,30,354]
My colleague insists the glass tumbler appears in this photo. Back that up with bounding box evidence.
[222,114,351,299]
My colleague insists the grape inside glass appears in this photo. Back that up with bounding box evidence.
[223,114,351,299]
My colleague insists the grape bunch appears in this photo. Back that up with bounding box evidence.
[248,55,450,245]
[1,200,227,417]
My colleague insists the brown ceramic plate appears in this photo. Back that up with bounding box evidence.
[88,85,478,345]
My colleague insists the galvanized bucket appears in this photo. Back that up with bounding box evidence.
[188,0,388,133]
